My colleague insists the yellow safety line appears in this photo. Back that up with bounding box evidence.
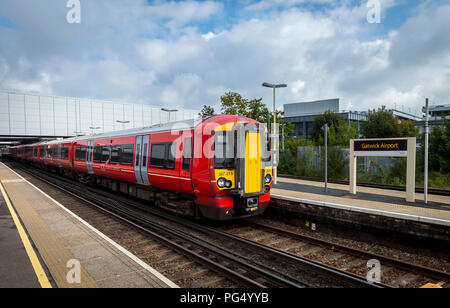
[0,182,52,288]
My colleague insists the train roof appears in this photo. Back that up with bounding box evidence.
[16,118,200,148]
[12,115,257,148]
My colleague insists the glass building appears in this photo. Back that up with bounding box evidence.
[283,99,368,139]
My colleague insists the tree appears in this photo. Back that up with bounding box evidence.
[312,111,359,146]
[220,92,247,116]
[199,105,215,118]
[361,106,419,138]
[311,111,347,142]
[220,92,270,123]
[318,122,360,146]
[428,117,450,173]
[246,98,270,124]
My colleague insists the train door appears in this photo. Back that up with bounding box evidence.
[57,144,62,168]
[180,131,194,194]
[71,143,75,169]
[86,140,94,174]
[234,123,264,196]
[134,135,150,185]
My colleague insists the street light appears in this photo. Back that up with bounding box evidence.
[89,126,100,135]
[117,120,130,130]
[262,82,287,185]
[161,108,178,123]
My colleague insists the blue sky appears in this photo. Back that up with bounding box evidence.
[0,0,449,114]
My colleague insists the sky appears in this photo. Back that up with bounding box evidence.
[0,0,449,115]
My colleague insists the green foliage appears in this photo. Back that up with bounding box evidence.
[311,111,346,142]
[325,147,347,179]
[427,172,450,189]
[318,122,360,146]
[279,138,315,175]
[220,92,270,123]
[220,92,248,116]
[199,105,215,118]
[361,106,419,138]
[246,98,270,123]
[428,117,450,173]
[312,111,359,146]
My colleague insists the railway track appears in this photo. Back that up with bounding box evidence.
[13,165,301,288]
[279,174,450,196]
[13,163,380,288]
[219,219,450,288]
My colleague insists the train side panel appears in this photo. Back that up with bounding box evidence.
[147,131,183,193]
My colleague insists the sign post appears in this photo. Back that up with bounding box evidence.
[322,124,329,192]
[349,138,416,202]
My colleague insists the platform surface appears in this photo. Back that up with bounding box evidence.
[0,191,41,288]
[0,162,177,288]
[272,177,450,226]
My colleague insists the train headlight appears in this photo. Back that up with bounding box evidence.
[265,174,272,184]
[217,178,226,188]
[225,180,232,188]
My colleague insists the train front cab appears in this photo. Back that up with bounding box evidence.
[196,118,272,220]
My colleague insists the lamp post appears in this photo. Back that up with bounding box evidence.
[116,120,130,130]
[89,126,100,135]
[161,108,178,123]
[262,82,287,185]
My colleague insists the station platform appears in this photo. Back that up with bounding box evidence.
[270,177,450,241]
[0,162,177,288]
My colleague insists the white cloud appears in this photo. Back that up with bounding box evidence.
[201,32,217,41]
[0,0,449,114]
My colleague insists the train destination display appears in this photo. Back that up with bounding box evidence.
[354,139,408,157]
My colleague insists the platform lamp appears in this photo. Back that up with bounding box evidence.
[262,82,287,185]
[117,120,130,130]
[89,126,100,135]
[161,108,178,123]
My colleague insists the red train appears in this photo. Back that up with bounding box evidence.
[7,115,273,220]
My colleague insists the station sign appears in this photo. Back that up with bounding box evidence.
[350,137,416,202]
[354,139,408,157]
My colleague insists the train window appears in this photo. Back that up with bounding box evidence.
[182,138,192,171]
[142,144,148,167]
[214,132,235,169]
[101,146,111,163]
[75,147,86,161]
[121,145,134,165]
[110,146,121,164]
[262,133,271,162]
[135,144,141,166]
[61,147,69,160]
[150,144,165,168]
[39,149,45,158]
[166,143,175,170]
[93,146,102,162]
[150,143,176,169]
[25,148,33,157]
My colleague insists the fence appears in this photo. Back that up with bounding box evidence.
[279,145,405,183]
